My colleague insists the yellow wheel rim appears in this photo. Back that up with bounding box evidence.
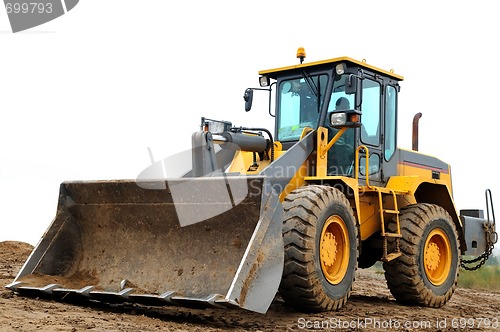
[320,215,349,284]
[424,228,452,286]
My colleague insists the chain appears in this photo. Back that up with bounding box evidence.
[460,242,494,271]
[460,224,498,271]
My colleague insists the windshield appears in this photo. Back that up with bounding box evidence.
[277,74,328,141]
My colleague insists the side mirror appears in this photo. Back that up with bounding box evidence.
[344,75,357,95]
[243,88,254,112]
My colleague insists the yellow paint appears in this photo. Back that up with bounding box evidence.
[358,194,379,241]
[278,162,308,202]
[398,163,453,194]
[320,215,350,285]
[389,159,455,194]
[227,150,272,174]
[259,56,404,81]
[316,127,328,177]
[227,140,286,175]
[424,228,452,286]
[273,140,283,152]
[315,127,348,178]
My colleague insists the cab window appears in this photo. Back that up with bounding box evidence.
[361,79,381,146]
[277,75,328,141]
[385,85,397,160]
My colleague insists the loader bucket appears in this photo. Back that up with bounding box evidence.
[6,176,284,313]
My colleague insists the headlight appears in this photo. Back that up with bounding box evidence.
[329,110,362,129]
[259,76,270,87]
[330,113,347,126]
[335,63,345,75]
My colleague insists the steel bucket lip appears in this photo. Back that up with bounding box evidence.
[59,175,266,206]
[62,174,267,184]
[7,282,241,310]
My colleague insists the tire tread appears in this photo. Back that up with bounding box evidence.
[279,185,358,312]
[383,203,459,307]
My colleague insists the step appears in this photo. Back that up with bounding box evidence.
[382,252,402,262]
[383,209,399,214]
[359,187,408,195]
[383,233,402,238]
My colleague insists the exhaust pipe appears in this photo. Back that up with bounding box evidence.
[412,112,422,151]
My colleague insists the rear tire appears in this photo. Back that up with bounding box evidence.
[279,185,358,312]
[383,203,460,307]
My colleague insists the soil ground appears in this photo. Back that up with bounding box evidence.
[1,240,499,331]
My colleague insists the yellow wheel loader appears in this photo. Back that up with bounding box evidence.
[7,49,497,314]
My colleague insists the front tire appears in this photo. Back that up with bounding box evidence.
[279,185,358,312]
[383,203,460,307]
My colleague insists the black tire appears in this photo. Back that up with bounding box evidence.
[383,203,460,307]
[279,185,358,312]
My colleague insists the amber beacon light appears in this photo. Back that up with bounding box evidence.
[296,47,306,64]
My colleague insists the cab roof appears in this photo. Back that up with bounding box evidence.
[258,56,404,81]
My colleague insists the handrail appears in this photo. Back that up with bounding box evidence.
[486,189,496,226]
[355,145,372,189]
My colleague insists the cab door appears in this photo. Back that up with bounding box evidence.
[358,77,383,186]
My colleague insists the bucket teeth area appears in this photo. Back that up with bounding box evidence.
[6,282,235,309]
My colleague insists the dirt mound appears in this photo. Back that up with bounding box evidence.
[0,241,33,284]
[1,241,500,331]
[0,241,33,259]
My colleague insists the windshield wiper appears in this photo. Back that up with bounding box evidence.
[301,70,319,98]
[301,70,321,113]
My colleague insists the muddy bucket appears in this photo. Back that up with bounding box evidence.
[7,176,284,313]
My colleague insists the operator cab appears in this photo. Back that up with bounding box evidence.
[258,53,403,183]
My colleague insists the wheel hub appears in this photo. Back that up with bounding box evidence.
[321,232,338,267]
[423,228,452,286]
[320,215,349,285]
[425,242,441,271]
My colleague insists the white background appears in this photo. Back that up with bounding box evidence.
[0,1,499,253]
